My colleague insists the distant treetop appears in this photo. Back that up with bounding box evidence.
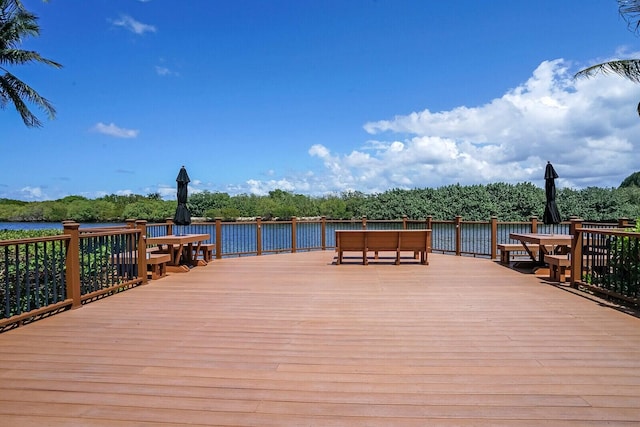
[620,171,640,188]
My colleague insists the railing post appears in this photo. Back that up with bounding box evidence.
[321,216,326,250]
[362,216,367,230]
[455,215,462,256]
[570,222,583,287]
[490,216,498,260]
[166,218,173,236]
[126,219,136,229]
[426,216,433,252]
[136,220,148,285]
[402,215,408,230]
[291,217,297,253]
[215,218,222,259]
[530,216,538,233]
[63,221,82,309]
[256,218,262,256]
[569,218,583,236]
[618,218,630,229]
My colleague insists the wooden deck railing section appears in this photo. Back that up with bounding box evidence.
[0,221,147,331]
[571,224,640,306]
[0,216,636,331]
[146,215,627,259]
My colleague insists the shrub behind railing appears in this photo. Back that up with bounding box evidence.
[574,227,640,305]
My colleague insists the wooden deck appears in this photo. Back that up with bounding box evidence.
[1,251,640,426]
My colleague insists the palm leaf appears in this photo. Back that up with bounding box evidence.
[0,0,61,127]
[574,59,640,83]
[619,0,640,33]
[0,71,56,127]
[0,48,62,68]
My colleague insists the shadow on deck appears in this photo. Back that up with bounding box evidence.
[1,251,639,426]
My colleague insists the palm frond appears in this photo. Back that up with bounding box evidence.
[0,3,39,46]
[0,0,61,127]
[0,48,62,68]
[574,59,640,83]
[0,71,55,127]
[619,0,640,33]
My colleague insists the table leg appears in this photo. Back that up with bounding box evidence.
[166,243,190,273]
[191,241,207,266]
[520,242,539,263]
[167,243,184,266]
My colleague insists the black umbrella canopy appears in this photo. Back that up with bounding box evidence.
[542,161,562,225]
[173,166,191,226]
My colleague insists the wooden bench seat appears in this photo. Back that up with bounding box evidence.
[147,253,171,280]
[544,254,571,282]
[193,243,214,262]
[545,253,608,283]
[336,230,431,265]
[111,251,170,280]
[498,243,538,264]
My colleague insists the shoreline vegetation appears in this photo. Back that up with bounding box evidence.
[1,182,640,224]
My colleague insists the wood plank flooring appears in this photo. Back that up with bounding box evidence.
[1,251,639,426]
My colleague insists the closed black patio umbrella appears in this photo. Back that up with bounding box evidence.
[542,161,562,225]
[173,166,191,231]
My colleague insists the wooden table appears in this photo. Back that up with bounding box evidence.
[508,232,573,263]
[146,233,210,272]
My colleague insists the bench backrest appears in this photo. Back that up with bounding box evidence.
[366,231,400,251]
[336,231,367,250]
[336,230,430,251]
[398,230,429,251]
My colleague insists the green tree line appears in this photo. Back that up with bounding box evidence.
[2,182,640,223]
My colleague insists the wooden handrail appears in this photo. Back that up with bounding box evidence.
[2,216,637,331]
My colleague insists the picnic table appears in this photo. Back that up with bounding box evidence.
[146,233,210,272]
[508,232,572,264]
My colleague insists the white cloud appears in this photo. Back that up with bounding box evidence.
[245,178,296,196]
[205,57,640,196]
[155,185,175,199]
[112,15,156,35]
[155,65,179,77]
[92,122,139,138]
[345,58,640,190]
[19,186,45,200]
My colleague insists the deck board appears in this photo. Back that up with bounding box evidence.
[1,251,640,426]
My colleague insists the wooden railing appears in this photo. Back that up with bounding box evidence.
[1,216,635,331]
[148,216,625,259]
[0,221,146,331]
[571,226,640,306]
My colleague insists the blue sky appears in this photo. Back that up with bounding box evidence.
[3,0,640,201]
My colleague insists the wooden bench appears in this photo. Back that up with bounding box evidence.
[335,230,431,265]
[111,251,171,280]
[147,253,171,280]
[497,243,538,264]
[544,254,571,282]
[545,253,608,283]
[193,243,214,262]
